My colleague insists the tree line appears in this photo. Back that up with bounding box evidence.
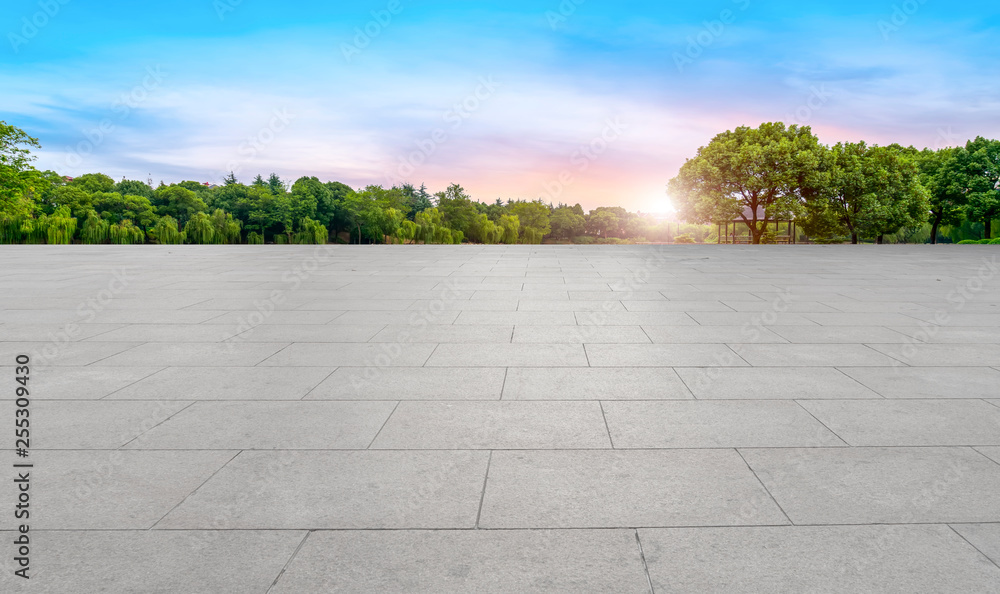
[668,122,1000,244]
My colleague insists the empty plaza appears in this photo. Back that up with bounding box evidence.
[2,245,1000,592]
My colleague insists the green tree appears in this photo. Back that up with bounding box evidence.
[69,173,116,194]
[436,183,479,236]
[957,137,1000,239]
[92,193,159,228]
[0,121,43,218]
[498,214,520,244]
[115,179,153,198]
[152,185,207,226]
[668,122,825,244]
[917,148,967,244]
[509,200,551,243]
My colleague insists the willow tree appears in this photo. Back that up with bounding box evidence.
[668,122,826,244]
[152,216,184,244]
[109,220,145,244]
[184,212,215,244]
[81,212,110,244]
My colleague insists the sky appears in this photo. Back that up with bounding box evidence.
[2,1,999,213]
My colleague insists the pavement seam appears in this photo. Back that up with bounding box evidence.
[599,401,616,449]
[118,400,198,448]
[366,401,401,449]
[99,366,170,400]
[265,530,313,593]
[148,449,244,530]
[971,447,1000,468]
[422,343,441,367]
[82,341,149,366]
[946,524,1000,572]
[792,400,852,446]
[474,450,494,529]
[499,367,509,400]
[735,448,794,526]
[253,342,295,367]
[634,529,656,594]
[831,367,886,399]
[299,367,339,400]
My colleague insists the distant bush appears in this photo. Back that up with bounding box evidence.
[573,236,595,245]
[247,232,264,245]
[957,239,981,244]
[989,238,1000,245]
[675,234,695,244]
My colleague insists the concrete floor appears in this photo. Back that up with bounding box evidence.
[2,244,1000,592]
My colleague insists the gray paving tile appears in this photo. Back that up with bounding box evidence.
[426,343,588,367]
[479,450,789,528]
[729,344,901,366]
[641,324,787,343]
[158,451,489,529]
[0,323,123,341]
[83,324,245,342]
[978,447,1000,465]
[803,312,925,326]
[741,447,1000,524]
[687,312,819,326]
[502,367,692,400]
[371,324,512,343]
[867,343,1000,366]
[952,523,1000,568]
[1,341,141,366]
[603,401,845,448]
[205,310,345,325]
[586,344,747,367]
[453,311,577,325]
[235,323,383,342]
[0,450,236,529]
[330,310,459,325]
[5,366,161,399]
[35,400,192,448]
[93,342,285,367]
[889,326,1000,343]
[308,366,505,400]
[621,300,733,312]
[271,529,649,593]
[838,367,1000,398]
[675,367,878,399]
[575,311,698,326]
[768,325,911,343]
[512,325,650,344]
[800,399,1000,446]
[127,401,396,449]
[0,530,305,594]
[260,342,436,367]
[371,401,611,449]
[641,525,1000,593]
[107,366,333,400]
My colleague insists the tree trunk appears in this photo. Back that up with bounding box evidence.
[986,220,993,240]
[930,214,942,245]
[851,233,858,245]
[876,234,884,245]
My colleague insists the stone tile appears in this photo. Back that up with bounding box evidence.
[603,401,845,448]
[107,366,332,400]
[574,311,699,326]
[131,400,394,449]
[977,447,1000,465]
[516,299,627,312]
[502,367,692,400]
[35,400,192,448]
[586,344,748,367]
[621,300,733,312]
[371,401,611,449]
[641,325,787,343]
[866,343,1000,366]
[308,367,505,400]
[641,525,1000,593]
[952,523,1000,567]
[260,342,436,367]
[741,447,1000,524]
[330,310,460,325]
[426,343,589,367]
[6,366,162,399]
[0,323,123,341]
[0,530,305,593]
[371,324,512,343]
[768,325,911,343]
[205,310,345,325]
[94,342,285,367]
[729,344,901,366]
[271,529,649,593]
[799,399,1000,446]
[235,324,384,342]
[453,311,577,325]
[83,324,244,342]
[298,299,415,310]
[0,450,236,529]
[838,367,1000,398]
[479,450,789,528]
[889,326,1000,343]
[158,451,489,529]
[1,341,141,366]
[687,312,819,326]
[803,312,925,326]
[675,367,878,399]
[512,325,650,344]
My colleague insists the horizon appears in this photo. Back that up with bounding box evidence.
[3,1,999,213]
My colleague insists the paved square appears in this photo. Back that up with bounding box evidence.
[2,245,999,591]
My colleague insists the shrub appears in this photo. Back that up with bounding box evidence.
[109,220,145,244]
[989,238,1000,245]
[247,232,264,245]
[151,216,184,245]
[184,212,215,244]
[675,234,696,244]
[957,239,980,245]
[81,212,110,244]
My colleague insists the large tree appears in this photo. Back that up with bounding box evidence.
[668,122,825,244]
[917,148,967,244]
[509,200,551,243]
[0,122,44,218]
[957,137,1000,239]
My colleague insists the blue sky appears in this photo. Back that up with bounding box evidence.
[3,0,998,212]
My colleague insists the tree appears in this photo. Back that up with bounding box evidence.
[550,206,585,240]
[267,173,287,196]
[115,179,154,198]
[152,185,207,226]
[289,176,323,224]
[0,122,43,218]
[69,173,116,194]
[344,186,405,243]
[586,208,620,238]
[436,183,479,237]
[92,193,159,228]
[498,214,520,244]
[805,142,929,244]
[400,183,433,219]
[957,137,1000,239]
[509,200,551,243]
[668,122,825,244]
[917,148,966,244]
